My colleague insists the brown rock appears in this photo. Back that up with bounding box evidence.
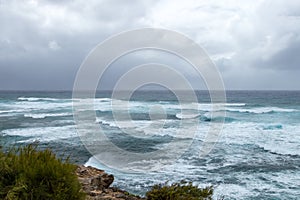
[76,165,144,200]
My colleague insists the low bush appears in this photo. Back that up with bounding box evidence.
[146,181,214,200]
[0,144,85,200]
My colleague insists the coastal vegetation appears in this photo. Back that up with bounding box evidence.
[146,181,214,200]
[0,144,215,200]
[0,144,85,200]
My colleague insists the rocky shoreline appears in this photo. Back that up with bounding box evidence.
[76,165,145,200]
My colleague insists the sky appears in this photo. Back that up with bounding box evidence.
[0,0,299,90]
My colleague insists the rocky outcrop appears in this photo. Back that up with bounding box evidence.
[76,165,144,200]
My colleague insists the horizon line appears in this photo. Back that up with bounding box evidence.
[0,89,300,92]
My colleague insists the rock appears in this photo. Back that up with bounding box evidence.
[76,165,144,200]
[76,165,114,192]
[90,174,114,190]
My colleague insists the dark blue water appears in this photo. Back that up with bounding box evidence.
[0,90,299,200]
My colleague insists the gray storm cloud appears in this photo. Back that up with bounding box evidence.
[0,0,299,90]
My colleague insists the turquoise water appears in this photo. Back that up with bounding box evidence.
[0,90,300,199]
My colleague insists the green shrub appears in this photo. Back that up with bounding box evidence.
[0,144,85,200]
[146,181,213,200]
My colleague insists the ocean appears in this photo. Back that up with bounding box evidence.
[0,90,299,200]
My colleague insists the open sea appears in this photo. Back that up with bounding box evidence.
[0,90,299,200]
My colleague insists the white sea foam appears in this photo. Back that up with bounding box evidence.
[18,97,60,101]
[166,102,245,111]
[13,101,72,111]
[97,118,166,130]
[226,107,297,114]
[219,122,300,156]
[0,109,28,117]
[257,125,300,156]
[97,118,147,130]
[95,116,200,139]
[215,183,255,200]
[225,103,246,106]
[2,125,77,142]
[24,112,72,119]
[175,113,200,119]
[0,109,26,114]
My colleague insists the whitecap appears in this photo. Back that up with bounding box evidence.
[24,112,72,119]
[0,109,26,114]
[18,97,59,101]
[226,107,297,114]
[175,113,200,119]
[2,125,77,142]
[13,101,72,111]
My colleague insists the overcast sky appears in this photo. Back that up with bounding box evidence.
[0,0,299,90]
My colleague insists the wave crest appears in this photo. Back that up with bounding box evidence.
[24,113,72,119]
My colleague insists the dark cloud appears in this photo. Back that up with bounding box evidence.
[263,39,300,70]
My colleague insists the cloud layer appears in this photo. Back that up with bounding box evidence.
[0,0,299,90]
